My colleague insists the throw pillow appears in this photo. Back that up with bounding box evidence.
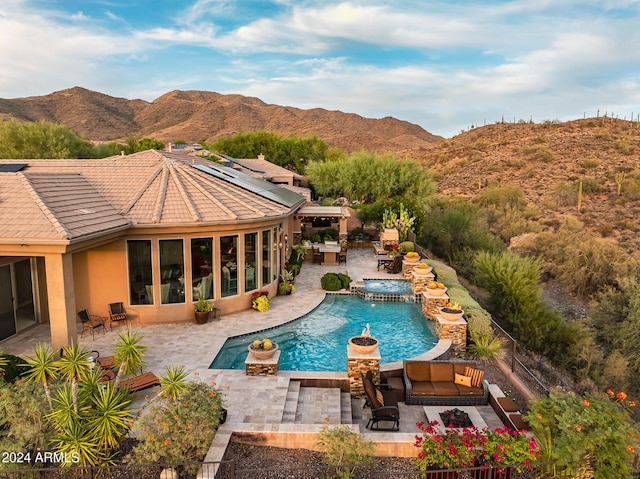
[464,366,485,388]
[454,373,472,387]
[375,389,385,406]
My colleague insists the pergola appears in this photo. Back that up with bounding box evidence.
[294,206,350,245]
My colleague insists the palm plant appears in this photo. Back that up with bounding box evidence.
[23,343,58,409]
[56,343,91,414]
[113,328,147,389]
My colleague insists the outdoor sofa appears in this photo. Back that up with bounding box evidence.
[403,359,489,406]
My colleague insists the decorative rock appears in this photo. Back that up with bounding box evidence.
[347,344,380,397]
[422,291,449,319]
[411,271,435,294]
[245,350,280,376]
[435,315,467,358]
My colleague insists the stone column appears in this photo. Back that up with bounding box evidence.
[245,351,280,376]
[347,345,380,397]
[44,252,77,352]
[411,271,435,294]
[421,291,449,319]
[436,315,467,358]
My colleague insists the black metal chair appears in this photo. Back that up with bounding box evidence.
[108,302,129,330]
[77,310,107,339]
[361,372,400,431]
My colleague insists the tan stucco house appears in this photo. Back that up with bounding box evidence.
[0,150,306,350]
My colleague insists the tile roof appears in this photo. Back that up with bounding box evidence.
[0,150,305,244]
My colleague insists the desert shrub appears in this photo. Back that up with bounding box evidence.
[581,158,600,169]
[523,145,555,162]
[552,181,578,206]
[473,185,526,210]
[0,354,29,383]
[615,139,635,155]
[622,177,640,200]
[316,425,375,479]
[525,391,638,479]
[128,382,224,468]
[534,219,639,296]
[575,178,602,195]
[321,273,343,291]
[0,380,53,469]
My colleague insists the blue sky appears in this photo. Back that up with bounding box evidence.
[1,0,639,138]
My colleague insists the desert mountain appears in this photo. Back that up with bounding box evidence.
[0,87,442,156]
[422,118,640,249]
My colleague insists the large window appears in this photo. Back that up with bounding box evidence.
[127,240,153,305]
[220,235,238,297]
[191,238,214,300]
[273,228,278,282]
[262,230,271,286]
[159,239,185,304]
[244,233,258,292]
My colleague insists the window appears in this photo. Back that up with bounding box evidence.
[262,230,271,285]
[191,238,214,300]
[244,233,258,292]
[159,239,185,304]
[220,235,238,297]
[273,228,278,282]
[127,240,152,305]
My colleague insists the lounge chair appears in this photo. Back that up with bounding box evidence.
[108,302,129,329]
[96,355,116,370]
[77,310,107,339]
[384,256,403,274]
[361,372,400,431]
[118,371,160,392]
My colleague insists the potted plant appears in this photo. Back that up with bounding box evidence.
[248,338,279,359]
[414,261,433,275]
[427,281,447,296]
[415,420,482,472]
[348,323,379,354]
[404,251,420,263]
[278,270,296,295]
[251,291,271,312]
[439,301,464,321]
[294,243,307,262]
[193,297,213,324]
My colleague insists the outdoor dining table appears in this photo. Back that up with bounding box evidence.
[318,244,341,266]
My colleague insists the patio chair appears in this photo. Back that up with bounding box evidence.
[118,371,160,392]
[312,247,322,264]
[77,310,107,339]
[384,256,403,274]
[338,246,347,264]
[361,372,400,431]
[108,302,129,329]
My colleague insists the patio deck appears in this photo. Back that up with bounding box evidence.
[0,248,504,461]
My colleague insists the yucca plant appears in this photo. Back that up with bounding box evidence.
[86,383,132,451]
[23,343,58,409]
[113,328,147,389]
[158,366,189,401]
[56,343,91,414]
[49,420,103,467]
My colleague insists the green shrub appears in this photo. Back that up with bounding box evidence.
[473,186,526,210]
[321,273,342,291]
[322,228,338,240]
[398,241,415,252]
[316,425,375,479]
[0,354,28,383]
[337,273,352,289]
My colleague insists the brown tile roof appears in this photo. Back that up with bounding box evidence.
[0,150,305,244]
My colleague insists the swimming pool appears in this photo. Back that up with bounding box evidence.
[210,294,438,371]
[363,279,412,294]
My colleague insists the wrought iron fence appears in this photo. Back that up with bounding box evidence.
[0,462,576,479]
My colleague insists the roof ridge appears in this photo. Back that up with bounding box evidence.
[120,165,164,215]
[19,173,72,239]
[168,163,201,222]
[152,164,170,223]
[180,167,240,220]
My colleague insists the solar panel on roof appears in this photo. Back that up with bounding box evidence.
[0,164,27,172]
[191,164,304,208]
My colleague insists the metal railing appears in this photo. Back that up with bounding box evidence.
[0,461,573,479]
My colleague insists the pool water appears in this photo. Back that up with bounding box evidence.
[364,279,412,294]
[210,294,438,371]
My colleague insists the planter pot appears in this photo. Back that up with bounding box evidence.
[427,287,447,296]
[404,255,420,263]
[194,310,211,324]
[439,308,464,321]
[414,266,433,275]
[349,336,379,354]
[248,343,279,359]
[160,468,179,479]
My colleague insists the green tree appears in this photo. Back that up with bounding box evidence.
[0,119,93,158]
[206,131,329,173]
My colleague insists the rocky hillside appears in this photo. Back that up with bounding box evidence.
[422,118,640,249]
[0,87,442,156]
